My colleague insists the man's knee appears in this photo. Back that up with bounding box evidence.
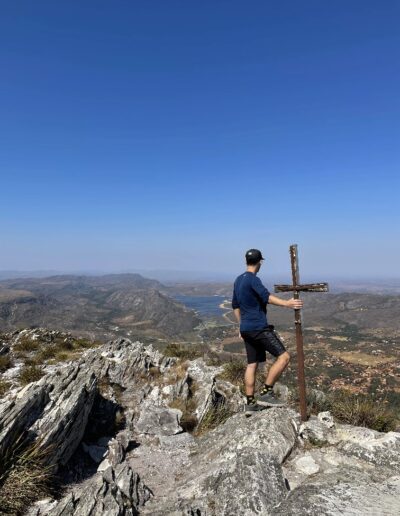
[246,362,258,372]
[277,351,290,365]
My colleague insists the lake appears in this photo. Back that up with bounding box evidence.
[172,295,229,317]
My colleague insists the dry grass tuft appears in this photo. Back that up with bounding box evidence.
[13,336,40,355]
[163,343,203,361]
[330,390,397,432]
[0,379,11,398]
[163,361,189,385]
[74,338,102,349]
[218,359,246,386]
[54,350,78,362]
[195,400,234,435]
[0,354,14,373]
[0,434,57,515]
[305,388,397,433]
[18,364,45,385]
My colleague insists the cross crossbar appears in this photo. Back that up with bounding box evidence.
[274,282,329,293]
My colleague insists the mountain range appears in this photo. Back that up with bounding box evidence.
[0,274,200,342]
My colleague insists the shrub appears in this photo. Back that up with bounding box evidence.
[74,338,101,349]
[329,390,397,432]
[163,343,202,361]
[0,379,11,398]
[303,388,397,433]
[0,434,57,514]
[0,354,13,373]
[203,350,223,367]
[53,338,74,351]
[195,400,234,435]
[37,346,57,361]
[13,336,39,354]
[54,351,74,362]
[18,365,45,386]
[219,359,246,386]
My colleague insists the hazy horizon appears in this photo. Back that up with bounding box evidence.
[0,268,399,284]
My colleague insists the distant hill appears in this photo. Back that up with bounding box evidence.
[219,291,400,332]
[0,274,201,341]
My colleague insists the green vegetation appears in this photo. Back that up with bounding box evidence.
[0,434,57,515]
[37,345,58,361]
[13,336,40,354]
[18,365,45,385]
[218,359,246,386]
[163,343,203,361]
[195,400,234,435]
[162,342,222,366]
[13,335,103,368]
[305,388,398,432]
[218,358,266,395]
[0,354,13,373]
[74,338,102,349]
[0,379,11,398]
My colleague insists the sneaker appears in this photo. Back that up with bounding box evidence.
[256,390,286,407]
[244,402,267,416]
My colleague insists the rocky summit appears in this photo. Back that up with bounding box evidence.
[0,338,399,515]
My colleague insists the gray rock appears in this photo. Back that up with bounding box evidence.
[136,405,183,436]
[0,381,50,459]
[336,424,400,471]
[30,366,98,468]
[318,410,335,428]
[299,415,338,446]
[140,408,299,515]
[0,343,10,355]
[5,335,400,516]
[275,469,400,516]
[294,454,320,475]
[186,358,223,424]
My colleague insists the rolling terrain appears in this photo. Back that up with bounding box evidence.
[0,274,201,342]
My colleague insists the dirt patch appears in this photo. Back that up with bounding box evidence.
[329,350,398,366]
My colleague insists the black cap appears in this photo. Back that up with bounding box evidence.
[245,249,265,265]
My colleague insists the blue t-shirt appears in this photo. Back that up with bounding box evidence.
[231,272,270,331]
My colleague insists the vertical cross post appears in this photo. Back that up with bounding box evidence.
[290,245,307,421]
[274,244,329,422]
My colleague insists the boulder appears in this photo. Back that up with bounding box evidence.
[135,405,183,436]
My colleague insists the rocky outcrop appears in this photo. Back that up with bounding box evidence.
[42,431,152,516]
[0,337,399,515]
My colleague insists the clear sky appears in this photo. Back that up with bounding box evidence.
[0,1,399,280]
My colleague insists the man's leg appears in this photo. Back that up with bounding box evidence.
[265,351,290,386]
[252,327,290,406]
[243,361,266,414]
[244,362,258,396]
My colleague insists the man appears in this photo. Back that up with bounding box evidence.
[231,248,303,414]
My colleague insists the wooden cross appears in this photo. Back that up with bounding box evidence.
[274,244,329,422]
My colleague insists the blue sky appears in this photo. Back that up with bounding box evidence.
[0,1,399,279]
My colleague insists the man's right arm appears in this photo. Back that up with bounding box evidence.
[251,276,270,304]
[231,285,242,338]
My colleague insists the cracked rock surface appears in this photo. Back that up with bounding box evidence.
[0,337,399,515]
